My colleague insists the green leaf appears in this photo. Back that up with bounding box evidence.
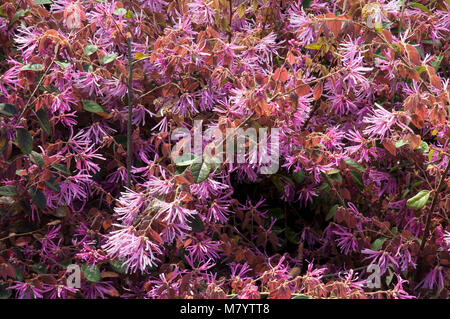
[304,43,322,50]
[21,64,44,72]
[82,100,106,113]
[0,285,12,299]
[176,165,188,175]
[174,153,197,166]
[408,2,432,14]
[416,141,429,154]
[301,0,312,9]
[415,46,425,60]
[190,161,211,184]
[395,139,408,148]
[326,169,340,175]
[55,61,70,69]
[51,163,71,176]
[406,190,431,210]
[16,128,33,154]
[206,159,222,174]
[30,151,44,168]
[36,108,51,135]
[328,172,342,183]
[100,53,117,65]
[0,103,18,117]
[431,54,444,71]
[59,259,73,267]
[15,267,24,281]
[292,170,306,184]
[350,170,364,191]
[187,214,205,233]
[83,45,98,56]
[428,148,435,162]
[109,259,127,274]
[81,264,101,283]
[326,204,339,221]
[11,9,28,24]
[344,158,366,173]
[292,294,311,299]
[33,0,52,4]
[44,178,60,192]
[0,185,19,196]
[271,175,285,193]
[83,64,94,73]
[29,188,46,210]
[371,238,387,251]
[32,264,46,274]
[113,8,127,16]
[414,66,426,74]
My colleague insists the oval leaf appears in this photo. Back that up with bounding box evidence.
[371,237,387,251]
[21,64,44,71]
[81,264,101,283]
[0,185,19,196]
[187,214,205,233]
[29,188,46,210]
[36,108,51,135]
[108,260,127,274]
[406,190,431,210]
[0,103,18,117]
[83,45,98,56]
[82,100,106,113]
[100,53,117,65]
[16,129,33,154]
[190,162,211,184]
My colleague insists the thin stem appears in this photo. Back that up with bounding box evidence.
[16,45,59,122]
[126,36,133,188]
[228,0,233,42]
[301,100,320,130]
[418,156,450,255]
[323,172,347,208]
[269,68,343,102]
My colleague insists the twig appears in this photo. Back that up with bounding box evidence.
[323,172,347,208]
[269,68,343,102]
[126,36,133,188]
[228,0,233,42]
[16,45,59,122]
[418,156,450,255]
[301,100,320,130]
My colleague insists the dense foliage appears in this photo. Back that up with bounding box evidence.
[0,0,449,299]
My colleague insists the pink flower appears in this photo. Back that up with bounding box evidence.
[102,225,162,273]
[333,225,359,255]
[64,2,85,30]
[363,103,412,141]
[415,266,447,291]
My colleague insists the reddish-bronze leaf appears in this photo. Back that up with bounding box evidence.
[383,139,397,156]
[406,133,421,150]
[295,81,311,96]
[405,44,420,65]
[312,81,323,101]
[272,67,288,82]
